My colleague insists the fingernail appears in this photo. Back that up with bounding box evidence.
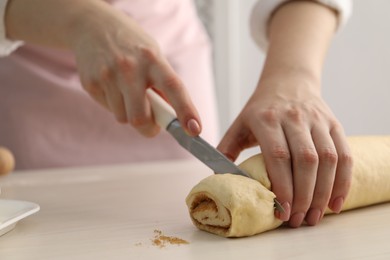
[306,208,322,226]
[289,212,305,228]
[224,153,235,161]
[331,196,344,213]
[187,119,201,136]
[278,202,291,221]
[274,209,280,219]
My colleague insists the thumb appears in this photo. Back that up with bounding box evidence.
[217,122,253,162]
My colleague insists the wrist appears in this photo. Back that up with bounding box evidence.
[66,1,117,50]
[261,59,322,89]
[258,65,322,97]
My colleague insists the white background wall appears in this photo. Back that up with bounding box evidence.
[212,0,390,151]
[322,1,390,135]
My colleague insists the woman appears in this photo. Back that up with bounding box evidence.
[0,0,353,228]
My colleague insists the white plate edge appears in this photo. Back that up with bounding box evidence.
[0,200,40,231]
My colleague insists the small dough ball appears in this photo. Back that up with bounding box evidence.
[0,147,15,176]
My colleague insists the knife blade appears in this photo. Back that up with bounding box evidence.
[147,89,284,213]
[166,119,250,177]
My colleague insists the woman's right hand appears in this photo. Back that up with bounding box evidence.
[5,0,201,137]
[69,2,201,137]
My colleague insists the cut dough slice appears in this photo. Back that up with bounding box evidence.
[186,136,390,237]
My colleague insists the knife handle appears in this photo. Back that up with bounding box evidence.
[146,89,177,129]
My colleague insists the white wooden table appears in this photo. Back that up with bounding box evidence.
[1,159,389,260]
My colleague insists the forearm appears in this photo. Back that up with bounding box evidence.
[4,0,114,49]
[260,1,337,87]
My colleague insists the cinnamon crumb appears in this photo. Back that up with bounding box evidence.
[152,238,164,248]
[151,229,189,248]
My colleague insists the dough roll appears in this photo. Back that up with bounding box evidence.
[185,136,390,237]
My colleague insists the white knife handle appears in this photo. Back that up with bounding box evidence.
[146,89,177,129]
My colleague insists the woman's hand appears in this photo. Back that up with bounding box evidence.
[70,3,201,137]
[5,0,201,137]
[217,73,353,228]
[218,1,353,228]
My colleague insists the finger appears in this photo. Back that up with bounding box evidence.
[328,125,353,213]
[100,67,127,123]
[305,127,338,226]
[82,80,110,110]
[117,57,159,137]
[217,119,257,162]
[148,55,201,136]
[251,116,293,222]
[283,123,318,228]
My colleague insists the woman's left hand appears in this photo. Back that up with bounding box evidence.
[217,73,353,228]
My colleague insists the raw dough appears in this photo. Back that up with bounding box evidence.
[186,136,390,237]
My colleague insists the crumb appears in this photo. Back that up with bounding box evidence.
[151,229,189,248]
[134,242,142,247]
[154,229,162,236]
[152,238,164,248]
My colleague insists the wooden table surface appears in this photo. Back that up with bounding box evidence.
[0,159,389,260]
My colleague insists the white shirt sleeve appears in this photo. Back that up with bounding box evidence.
[250,0,353,52]
[0,0,23,57]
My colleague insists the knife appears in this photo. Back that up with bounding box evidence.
[146,89,284,213]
